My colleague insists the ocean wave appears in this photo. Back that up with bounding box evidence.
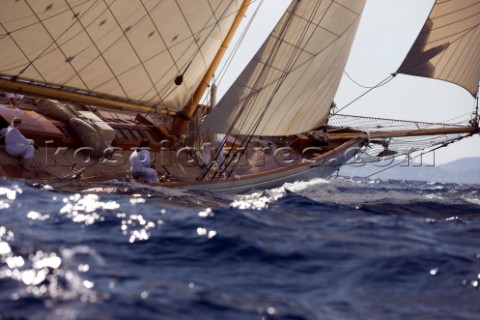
[0,177,480,319]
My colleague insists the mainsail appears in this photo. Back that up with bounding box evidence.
[398,0,480,97]
[0,0,243,111]
[202,0,366,136]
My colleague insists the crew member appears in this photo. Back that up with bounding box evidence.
[5,93,24,106]
[129,140,159,183]
[3,117,37,169]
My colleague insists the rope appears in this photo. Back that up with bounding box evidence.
[343,70,382,89]
[199,0,303,180]
[215,0,264,88]
[334,74,396,114]
[329,113,474,163]
[2,0,237,111]
[360,135,468,179]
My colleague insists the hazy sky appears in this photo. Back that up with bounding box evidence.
[215,0,480,165]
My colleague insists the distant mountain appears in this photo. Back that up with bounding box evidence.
[338,157,480,184]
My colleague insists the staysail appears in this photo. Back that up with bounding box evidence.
[0,0,243,111]
[201,0,366,136]
[398,0,480,97]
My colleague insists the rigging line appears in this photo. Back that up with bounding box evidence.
[333,74,395,114]
[184,0,263,115]
[136,0,190,107]
[172,1,240,82]
[0,0,91,72]
[10,0,102,85]
[276,3,365,132]
[134,0,178,107]
[344,70,379,89]
[244,0,330,137]
[102,0,161,100]
[0,0,113,76]
[0,0,90,37]
[0,21,46,82]
[361,135,470,179]
[239,0,305,135]
[50,0,167,103]
[66,0,199,106]
[441,112,474,124]
[215,0,264,87]
[59,1,150,86]
[476,83,479,116]
[247,0,322,131]
[78,0,175,106]
[233,0,362,138]
[61,0,130,98]
[222,0,299,140]
[150,0,245,108]
[38,166,88,182]
[122,1,199,107]
[440,88,480,125]
[219,0,308,166]
[200,0,316,180]
[214,1,305,178]
[57,1,112,90]
[105,0,237,109]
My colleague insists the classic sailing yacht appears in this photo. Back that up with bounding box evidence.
[0,0,478,193]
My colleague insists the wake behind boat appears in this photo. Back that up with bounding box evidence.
[0,0,478,193]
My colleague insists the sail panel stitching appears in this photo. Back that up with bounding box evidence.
[101,0,161,102]
[0,0,90,73]
[210,0,304,178]
[7,0,101,85]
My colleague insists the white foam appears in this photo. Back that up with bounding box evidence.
[463,197,480,206]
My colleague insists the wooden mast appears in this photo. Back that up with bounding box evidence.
[170,0,252,137]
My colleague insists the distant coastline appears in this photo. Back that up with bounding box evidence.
[339,157,480,184]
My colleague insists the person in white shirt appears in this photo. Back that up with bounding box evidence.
[3,117,36,169]
[201,142,212,167]
[5,92,24,106]
[129,140,159,183]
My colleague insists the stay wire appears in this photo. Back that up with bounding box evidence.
[245,0,323,137]
[206,0,302,179]
[334,73,396,114]
[218,0,325,179]
[359,135,470,179]
[343,70,381,89]
[222,0,337,177]
[145,0,246,114]
[214,0,264,89]
[200,8,286,179]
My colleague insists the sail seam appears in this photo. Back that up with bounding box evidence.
[203,0,302,179]
[3,0,101,86]
[101,0,161,103]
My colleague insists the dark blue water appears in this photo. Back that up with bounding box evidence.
[0,177,479,320]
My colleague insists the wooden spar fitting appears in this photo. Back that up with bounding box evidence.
[170,0,252,136]
[328,125,479,140]
[0,79,172,114]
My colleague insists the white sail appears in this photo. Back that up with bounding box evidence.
[0,0,243,110]
[398,0,480,97]
[202,0,366,136]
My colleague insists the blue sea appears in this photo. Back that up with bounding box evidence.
[0,177,479,320]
